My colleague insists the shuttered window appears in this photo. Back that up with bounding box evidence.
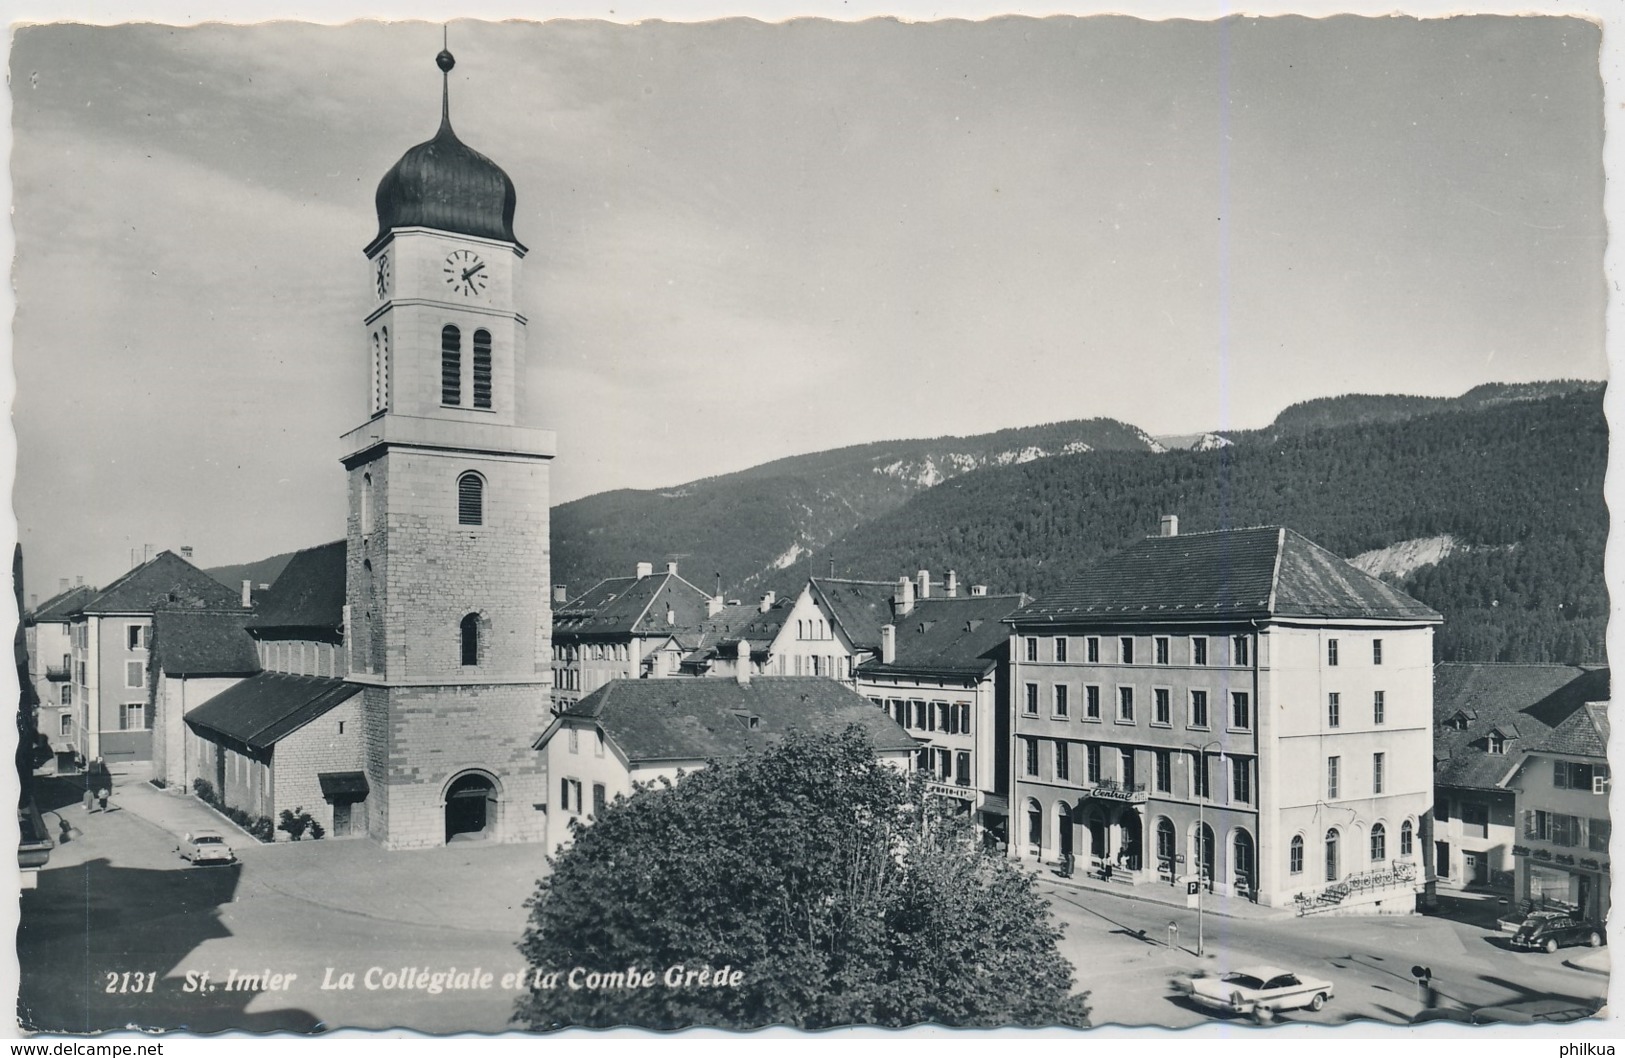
[458,472,483,526]
[473,329,493,409]
[441,325,462,405]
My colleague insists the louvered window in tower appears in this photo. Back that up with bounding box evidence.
[473,329,492,409]
[442,324,462,405]
[458,472,484,526]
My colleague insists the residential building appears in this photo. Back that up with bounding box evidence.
[551,561,718,709]
[1501,697,1611,923]
[23,582,95,770]
[855,586,1027,844]
[1431,663,1607,891]
[533,673,919,852]
[68,551,244,764]
[1009,520,1441,913]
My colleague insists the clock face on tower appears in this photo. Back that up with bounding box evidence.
[444,249,488,298]
[375,252,391,300]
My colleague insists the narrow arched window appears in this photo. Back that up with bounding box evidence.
[473,329,492,409]
[1290,834,1304,874]
[361,473,372,535]
[441,324,462,405]
[460,613,479,666]
[1401,820,1414,857]
[1325,828,1341,882]
[379,326,390,411]
[1370,823,1386,863]
[457,472,484,526]
[371,332,383,413]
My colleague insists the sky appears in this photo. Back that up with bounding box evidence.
[5,6,1609,597]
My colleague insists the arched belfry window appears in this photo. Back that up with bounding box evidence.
[442,325,462,406]
[458,472,484,526]
[361,473,373,535]
[473,329,493,409]
[460,613,480,667]
[371,332,383,413]
[379,326,390,411]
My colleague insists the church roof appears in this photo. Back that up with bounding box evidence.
[247,541,346,635]
[1013,526,1441,626]
[184,672,360,753]
[153,611,260,677]
[372,50,520,250]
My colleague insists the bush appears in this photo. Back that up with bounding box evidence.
[192,778,217,805]
[248,816,275,842]
[278,806,320,841]
[308,819,326,840]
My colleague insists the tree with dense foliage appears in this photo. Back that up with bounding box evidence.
[514,728,1090,1031]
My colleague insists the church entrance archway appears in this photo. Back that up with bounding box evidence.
[444,771,499,843]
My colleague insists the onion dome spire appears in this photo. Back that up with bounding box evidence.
[370,42,522,250]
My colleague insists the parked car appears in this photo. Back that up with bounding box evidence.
[1413,998,1603,1025]
[176,830,236,865]
[1509,914,1605,953]
[1183,965,1335,1017]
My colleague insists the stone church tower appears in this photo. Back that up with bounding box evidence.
[340,47,553,848]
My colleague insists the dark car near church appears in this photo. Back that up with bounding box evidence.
[1510,912,1605,953]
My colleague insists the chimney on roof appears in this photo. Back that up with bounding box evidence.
[144,544,153,562]
[970,585,989,597]
[636,561,653,579]
[180,545,194,563]
[917,569,930,600]
[946,570,958,598]
[735,640,751,686]
[75,576,83,587]
[759,591,775,613]
[666,606,675,625]
[1160,514,1179,538]
[894,576,915,618]
[708,594,724,617]
[881,624,896,665]
[57,578,68,593]
[554,585,568,604]
[29,593,37,609]
[241,580,252,608]
[666,561,678,576]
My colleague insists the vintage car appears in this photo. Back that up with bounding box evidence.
[1185,965,1335,1017]
[1509,914,1605,953]
[176,830,236,865]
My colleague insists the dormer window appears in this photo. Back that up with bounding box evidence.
[1486,732,1505,755]
[1451,713,1470,732]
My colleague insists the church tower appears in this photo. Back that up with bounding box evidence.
[341,46,553,848]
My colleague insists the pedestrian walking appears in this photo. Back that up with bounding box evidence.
[97,788,110,813]
[57,817,71,844]
[82,788,95,814]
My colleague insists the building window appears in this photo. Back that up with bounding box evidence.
[457,471,485,526]
[1553,760,1600,790]
[58,714,72,737]
[1373,690,1385,725]
[1117,686,1134,722]
[1054,637,1068,663]
[1370,823,1386,863]
[1191,752,1210,799]
[378,326,391,411]
[1486,731,1505,755]
[1189,689,1209,728]
[561,777,582,814]
[1025,637,1038,662]
[1023,738,1038,777]
[1325,828,1341,881]
[1327,756,1340,799]
[1153,637,1169,665]
[460,613,480,666]
[1327,692,1340,728]
[1084,685,1101,720]
[1023,683,1039,716]
[119,702,147,731]
[127,624,146,651]
[592,783,606,817]
[935,702,950,731]
[1372,639,1383,665]
[1053,685,1069,718]
[1154,750,1171,793]
[1191,636,1207,666]
[125,661,145,689]
[1290,835,1304,874]
[1086,744,1101,783]
[1231,691,1250,730]
[1119,637,1134,664]
[955,751,971,786]
[1232,635,1250,666]
[1231,757,1250,803]
[472,329,493,409]
[1119,748,1135,786]
[955,702,971,734]
[1401,820,1414,856]
[1589,818,1611,853]
[441,324,462,405]
[59,685,71,707]
[1373,752,1385,794]
[568,728,579,754]
[1085,637,1100,663]
[1327,638,1339,666]
[1054,741,1069,782]
[1153,687,1171,725]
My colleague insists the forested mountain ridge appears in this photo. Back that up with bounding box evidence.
[1250,380,1601,439]
[769,389,1606,664]
[550,418,1157,595]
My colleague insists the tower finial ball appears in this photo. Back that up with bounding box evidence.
[436,48,456,73]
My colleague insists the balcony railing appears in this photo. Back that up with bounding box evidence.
[1087,779,1148,804]
[43,665,69,682]
[1293,861,1418,916]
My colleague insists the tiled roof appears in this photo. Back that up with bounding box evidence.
[184,672,360,752]
[153,611,260,677]
[27,585,96,624]
[79,551,244,616]
[247,541,346,634]
[554,571,714,639]
[712,598,795,654]
[809,577,900,650]
[1014,527,1440,625]
[551,676,919,764]
[1528,700,1609,760]
[858,593,1029,678]
[1433,664,1609,790]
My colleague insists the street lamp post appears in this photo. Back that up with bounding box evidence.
[1183,738,1222,957]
